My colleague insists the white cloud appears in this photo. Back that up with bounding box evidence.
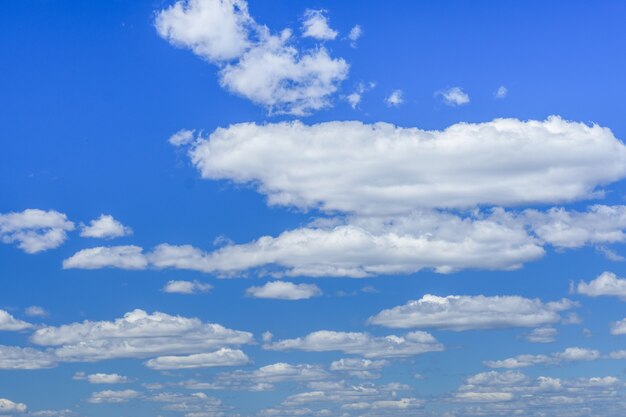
[494,85,507,99]
[62,245,148,270]
[185,117,626,214]
[155,0,349,115]
[24,306,47,317]
[384,90,403,107]
[80,214,132,239]
[610,318,626,335]
[204,363,329,391]
[0,398,27,414]
[345,82,375,109]
[348,25,363,47]
[169,128,196,146]
[484,347,600,368]
[246,281,322,300]
[0,209,74,253]
[575,271,626,299]
[301,10,337,40]
[0,345,56,370]
[330,358,387,379]
[368,294,575,331]
[30,309,253,361]
[145,348,249,370]
[525,327,557,343]
[0,310,32,331]
[88,389,140,404]
[265,330,443,358]
[73,372,129,384]
[436,86,470,106]
[163,280,213,294]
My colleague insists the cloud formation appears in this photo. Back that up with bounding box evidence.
[0,209,74,253]
[80,214,132,239]
[0,310,32,331]
[246,281,322,300]
[575,271,626,299]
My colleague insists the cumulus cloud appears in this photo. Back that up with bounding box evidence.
[264,330,443,358]
[368,294,575,331]
[155,0,348,115]
[246,281,322,300]
[184,117,626,214]
[73,372,129,384]
[201,363,329,391]
[610,318,626,335]
[0,209,74,253]
[384,90,403,107]
[169,128,197,146]
[484,347,600,368]
[145,348,249,370]
[88,389,140,404]
[348,25,363,47]
[30,309,253,361]
[345,82,375,109]
[62,245,148,270]
[80,214,132,239]
[525,327,557,343]
[330,358,388,379]
[0,310,32,331]
[0,345,56,370]
[0,398,27,414]
[301,10,337,40]
[162,280,213,294]
[436,86,470,106]
[494,85,508,99]
[575,271,626,299]
[24,306,47,318]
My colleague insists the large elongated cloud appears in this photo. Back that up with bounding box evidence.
[155,0,348,115]
[184,117,626,214]
[368,294,576,330]
[30,309,253,361]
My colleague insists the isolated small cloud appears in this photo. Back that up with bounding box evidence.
[348,25,363,47]
[576,271,626,300]
[345,82,375,109]
[436,86,470,106]
[525,327,557,343]
[301,10,337,40]
[494,85,508,99]
[88,389,140,404]
[0,398,27,414]
[610,318,626,335]
[162,280,213,294]
[0,209,74,253]
[168,129,196,146]
[73,372,129,384]
[246,281,322,300]
[80,214,132,239]
[385,89,403,107]
[24,306,47,318]
[484,347,600,368]
[63,245,148,270]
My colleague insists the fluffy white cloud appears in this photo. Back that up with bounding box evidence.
[265,330,443,358]
[384,90,403,107]
[162,280,213,294]
[368,294,575,331]
[575,271,626,299]
[155,0,348,115]
[348,25,363,47]
[0,310,32,331]
[246,281,322,300]
[301,10,337,40]
[437,86,470,106]
[330,358,387,379]
[494,85,508,99]
[73,372,129,384]
[169,129,196,146]
[24,306,47,317]
[185,117,626,214]
[525,327,557,343]
[345,82,375,109]
[484,347,600,368]
[0,346,56,370]
[88,389,140,404]
[145,348,249,370]
[0,209,74,253]
[0,398,27,414]
[610,318,626,335]
[62,245,148,270]
[80,214,132,239]
[30,309,253,361]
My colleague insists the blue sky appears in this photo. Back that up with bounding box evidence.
[2,1,626,416]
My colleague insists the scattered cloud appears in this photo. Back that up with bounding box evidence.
[301,10,337,40]
[525,327,557,343]
[168,128,196,146]
[265,330,443,358]
[0,310,32,331]
[368,294,575,331]
[73,372,129,384]
[162,280,213,294]
[575,271,626,300]
[494,85,508,99]
[384,89,403,107]
[0,345,57,370]
[246,281,322,300]
[155,0,349,115]
[347,25,363,47]
[88,389,140,404]
[0,398,27,414]
[436,86,470,106]
[145,348,250,370]
[345,82,375,109]
[24,306,48,318]
[0,209,74,253]
[484,347,601,368]
[62,245,148,270]
[80,214,132,239]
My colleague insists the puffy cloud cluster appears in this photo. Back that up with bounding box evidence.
[0,310,32,331]
[368,294,575,330]
[80,214,132,239]
[73,372,129,384]
[0,209,74,253]
[575,271,626,299]
[155,0,348,115]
